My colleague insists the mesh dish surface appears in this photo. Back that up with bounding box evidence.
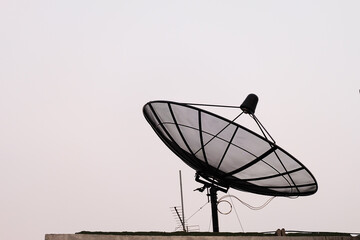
[143,101,318,197]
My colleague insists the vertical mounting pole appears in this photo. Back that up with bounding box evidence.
[179,170,186,232]
[210,187,219,232]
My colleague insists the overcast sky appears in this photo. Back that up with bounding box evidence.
[1,1,359,240]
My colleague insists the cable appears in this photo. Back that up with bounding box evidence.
[186,201,209,221]
[218,195,276,211]
[214,194,275,233]
[229,194,245,232]
[217,199,232,215]
[208,217,212,232]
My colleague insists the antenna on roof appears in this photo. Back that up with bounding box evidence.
[179,170,186,232]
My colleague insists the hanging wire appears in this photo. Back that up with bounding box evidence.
[208,217,212,232]
[215,194,274,232]
[186,201,209,221]
[173,200,212,232]
[218,195,276,211]
[216,196,244,232]
[228,194,245,232]
[217,199,232,215]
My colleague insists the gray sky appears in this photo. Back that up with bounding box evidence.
[1,1,359,240]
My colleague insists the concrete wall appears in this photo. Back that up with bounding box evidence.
[45,234,360,240]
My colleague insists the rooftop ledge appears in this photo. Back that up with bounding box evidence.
[45,231,360,240]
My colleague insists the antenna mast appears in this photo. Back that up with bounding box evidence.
[179,170,186,231]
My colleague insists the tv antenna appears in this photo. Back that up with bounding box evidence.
[143,94,318,232]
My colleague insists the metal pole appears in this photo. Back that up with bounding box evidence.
[210,187,219,232]
[179,170,186,231]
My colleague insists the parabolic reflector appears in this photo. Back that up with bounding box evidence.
[143,100,317,197]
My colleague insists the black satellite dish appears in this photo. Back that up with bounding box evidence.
[143,94,318,232]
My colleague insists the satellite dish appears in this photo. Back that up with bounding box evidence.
[143,94,318,232]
